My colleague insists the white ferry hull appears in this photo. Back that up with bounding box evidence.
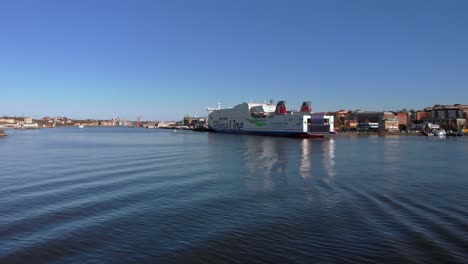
[211,130,328,138]
[207,102,334,138]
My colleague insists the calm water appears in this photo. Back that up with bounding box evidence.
[1,128,467,263]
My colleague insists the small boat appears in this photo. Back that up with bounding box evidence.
[423,123,445,137]
[433,129,446,137]
[78,125,84,128]
[446,130,464,137]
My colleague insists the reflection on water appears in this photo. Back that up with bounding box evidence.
[242,137,336,183]
[1,129,468,263]
[382,137,403,179]
[299,138,336,180]
[243,136,288,190]
[323,138,336,178]
[300,139,312,179]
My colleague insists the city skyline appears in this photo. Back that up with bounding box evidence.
[1,0,467,120]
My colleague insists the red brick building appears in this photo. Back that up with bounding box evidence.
[415,110,431,122]
[396,112,408,126]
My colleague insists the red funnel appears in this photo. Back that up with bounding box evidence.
[275,101,287,114]
[300,101,312,112]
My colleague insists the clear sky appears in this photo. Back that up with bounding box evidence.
[1,0,467,120]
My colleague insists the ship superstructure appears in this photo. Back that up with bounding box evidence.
[207,101,334,138]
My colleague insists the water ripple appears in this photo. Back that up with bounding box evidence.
[0,129,467,263]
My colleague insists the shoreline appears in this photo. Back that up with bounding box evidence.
[335,131,424,136]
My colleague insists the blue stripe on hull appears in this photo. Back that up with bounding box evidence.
[210,129,328,138]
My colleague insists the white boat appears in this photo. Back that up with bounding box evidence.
[423,123,445,136]
[78,125,84,128]
[433,129,446,136]
[15,123,39,129]
[207,101,334,138]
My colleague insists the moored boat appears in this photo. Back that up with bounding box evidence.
[423,123,446,137]
[446,130,464,137]
[207,100,334,138]
[433,129,446,137]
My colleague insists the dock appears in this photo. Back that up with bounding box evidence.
[336,131,424,136]
[446,131,464,137]
[192,127,214,132]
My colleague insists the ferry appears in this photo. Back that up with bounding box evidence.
[207,101,334,138]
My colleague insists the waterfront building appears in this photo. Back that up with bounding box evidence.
[394,112,409,130]
[145,122,158,129]
[24,117,33,124]
[353,111,395,123]
[15,117,39,129]
[346,120,359,130]
[332,110,351,130]
[0,118,16,124]
[353,111,383,123]
[357,122,379,132]
[396,112,408,126]
[183,116,198,127]
[379,118,399,132]
[415,110,432,122]
[417,104,468,129]
[158,122,175,128]
[194,118,207,128]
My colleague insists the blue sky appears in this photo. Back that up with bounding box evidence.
[1,0,467,120]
